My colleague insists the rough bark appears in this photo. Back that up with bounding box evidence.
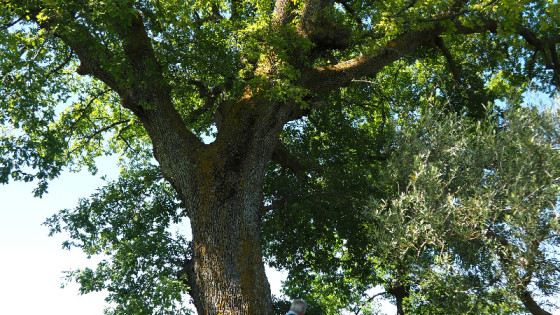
[185,152,274,314]
[36,5,292,312]
[134,89,294,314]
[167,94,293,314]
[299,27,443,94]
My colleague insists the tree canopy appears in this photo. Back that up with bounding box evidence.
[1,0,560,314]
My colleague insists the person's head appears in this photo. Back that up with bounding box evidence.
[290,299,307,315]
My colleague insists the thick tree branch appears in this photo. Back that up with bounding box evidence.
[387,285,410,315]
[230,0,241,21]
[300,27,441,93]
[518,28,560,87]
[26,4,204,152]
[519,28,547,50]
[299,16,505,96]
[273,0,296,26]
[23,4,206,194]
[32,12,120,92]
[114,10,203,150]
[271,142,310,180]
[549,45,560,85]
[298,0,330,34]
[434,36,462,85]
[451,18,560,86]
[298,0,352,52]
[452,17,558,85]
[519,289,553,315]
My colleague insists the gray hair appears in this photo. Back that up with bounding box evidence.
[290,299,307,312]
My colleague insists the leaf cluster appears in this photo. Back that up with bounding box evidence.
[44,163,191,314]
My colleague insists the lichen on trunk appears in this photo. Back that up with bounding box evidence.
[173,96,293,314]
[186,174,273,314]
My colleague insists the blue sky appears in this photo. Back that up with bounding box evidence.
[0,157,292,314]
[0,167,111,314]
[0,156,396,314]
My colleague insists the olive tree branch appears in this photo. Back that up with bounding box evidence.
[486,229,552,315]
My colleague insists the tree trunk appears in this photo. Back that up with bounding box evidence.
[185,160,274,314]
[93,11,296,310]
[150,95,293,314]
[486,231,551,315]
[388,285,409,315]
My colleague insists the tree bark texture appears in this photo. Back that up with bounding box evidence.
[34,5,294,312]
[148,94,294,314]
[98,13,294,310]
[185,98,293,314]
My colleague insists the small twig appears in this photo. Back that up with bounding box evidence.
[0,17,23,31]
[67,119,129,156]
[68,89,112,131]
[351,79,381,85]
[46,49,74,78]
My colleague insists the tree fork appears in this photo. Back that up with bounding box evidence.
[173,95,295,314]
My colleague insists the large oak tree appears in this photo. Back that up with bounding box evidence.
[1,0,559,314]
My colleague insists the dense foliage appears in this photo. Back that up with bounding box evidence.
[266,98,560,314]
[1,0,560,314]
